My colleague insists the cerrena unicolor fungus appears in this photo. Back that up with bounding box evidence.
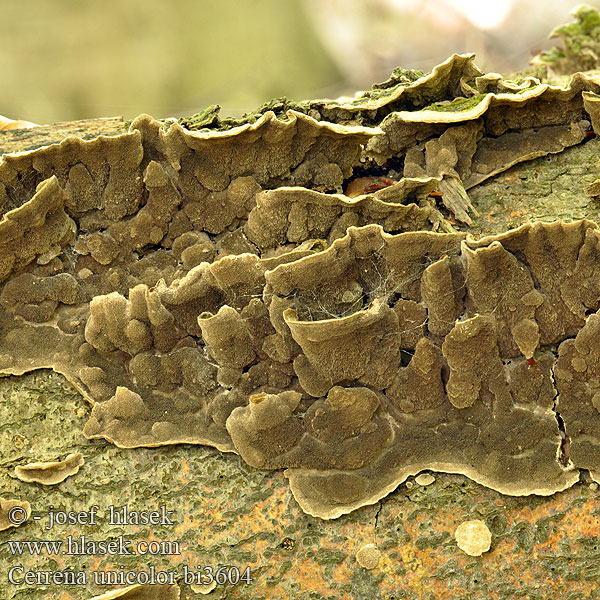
[14,452,84,485]
[3,53,600,519]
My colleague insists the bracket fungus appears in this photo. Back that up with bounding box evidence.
[355,543,382,569]
[415,473,435,486]
[532,5,600,76]
[3,50,600,519]
[14,452,84,485]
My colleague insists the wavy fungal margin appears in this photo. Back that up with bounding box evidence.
[3,53,600,518]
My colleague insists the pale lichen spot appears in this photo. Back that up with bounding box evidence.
[355,543,381,569]
[454,519,492,557]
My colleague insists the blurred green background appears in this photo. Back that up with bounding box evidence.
[1,0,599,125]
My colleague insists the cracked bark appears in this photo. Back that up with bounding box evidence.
[548,349,571,468]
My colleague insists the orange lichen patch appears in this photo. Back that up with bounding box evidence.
[0,497,31,530]
[561,499,600,537]
[15,427,597,600]
[0,115,37,130]
[14,451,84,484]
[362,474,599,599]
[88,584,180,600]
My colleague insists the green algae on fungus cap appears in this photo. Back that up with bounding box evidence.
[400,82,557,122]
[172,51,600,227]
[371,66,426,90]
[367,69,600,222]
[176,54,483,131]
[380,75,597,124]
[178,98,312,132]
[320,53,482,115]
[129,110,380,193]
[550,4,600,55]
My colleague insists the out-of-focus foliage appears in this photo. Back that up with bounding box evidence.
[0,0,340,124]
[2,0,600,124]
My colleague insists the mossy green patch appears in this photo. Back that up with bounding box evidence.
[372,66,426,91]
[349,66,427,104]
[537,46,567,65]
[422,94,488,113]
[556,5,600,40]
[178,104,221,130]
[178,97,311,132]
[536,5,600,72]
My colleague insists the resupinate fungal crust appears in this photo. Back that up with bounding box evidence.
[3,48,600,519]
[14,452,84,485]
